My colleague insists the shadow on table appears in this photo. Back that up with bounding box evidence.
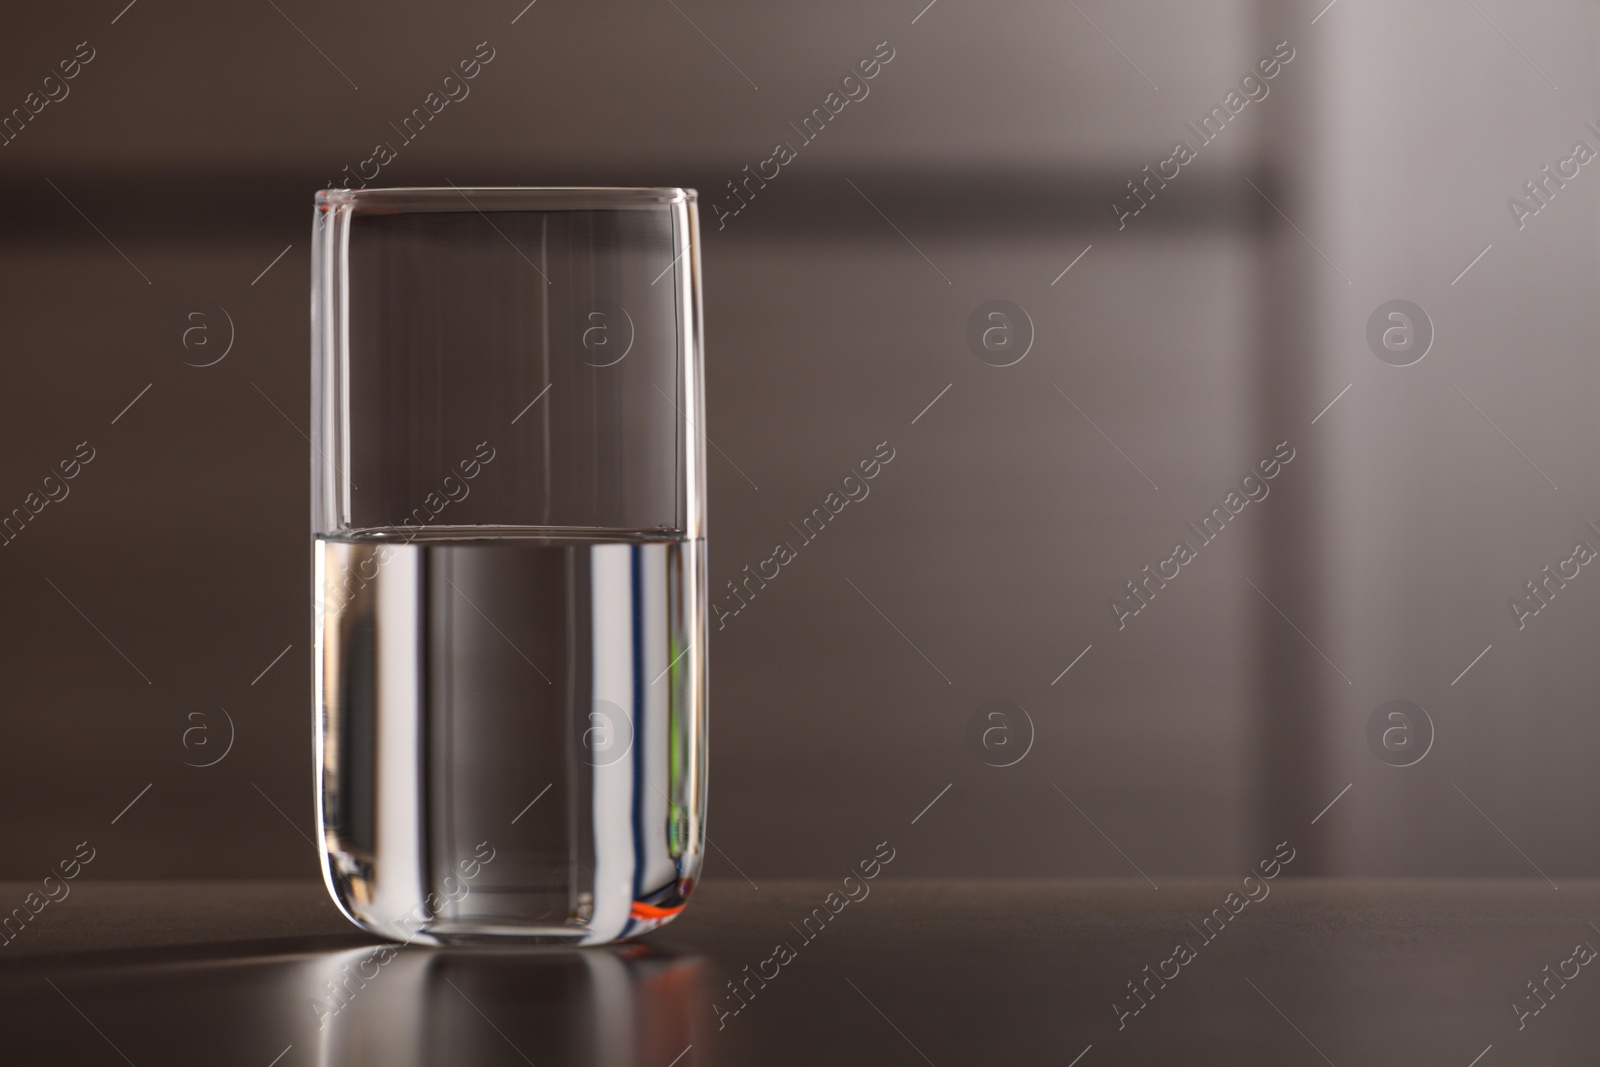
[0,939,707,1066]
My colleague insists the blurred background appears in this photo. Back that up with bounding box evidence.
[1,0,1597,885]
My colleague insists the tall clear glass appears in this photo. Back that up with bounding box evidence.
[310,187,707,946]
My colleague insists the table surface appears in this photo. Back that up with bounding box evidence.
[0,878,1594,1066]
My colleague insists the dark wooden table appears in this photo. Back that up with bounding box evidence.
[0,878,1594,1065]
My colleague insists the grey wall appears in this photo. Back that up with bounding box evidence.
[0,0,1594,883]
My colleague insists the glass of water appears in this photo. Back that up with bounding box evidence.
[310,187,707,946]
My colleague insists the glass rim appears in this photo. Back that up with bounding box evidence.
[315,186,697,213]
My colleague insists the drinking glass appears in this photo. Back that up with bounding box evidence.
[310,187,707,945]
